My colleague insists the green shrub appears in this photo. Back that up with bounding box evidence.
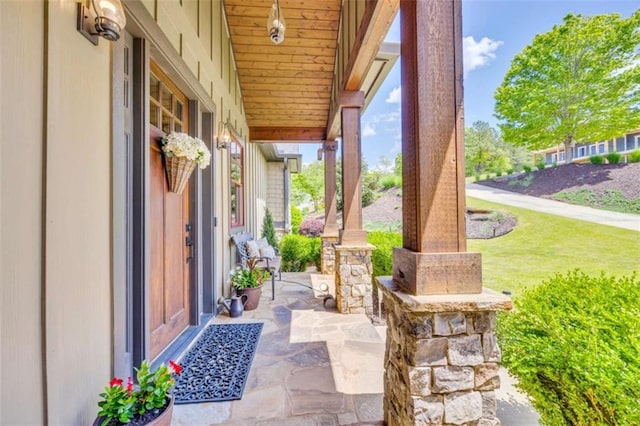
[367,231,402,277]
[279,234,310,272]
[261,208,278,248]
[279,234,321,272]
[536,160,546,171]
[629,150,640,163]
[379,174,402,189]
[522,164,532,173]
[308,237,321,271]
[290,205,302,234]
[589,155,604,164]
[606,152,622,164]
[506,168,514,175]
[474,174,481,182]
[495,169,503,177]
[498,271,640,425]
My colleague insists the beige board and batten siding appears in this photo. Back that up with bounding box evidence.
[0,1,46,424]
[44,0,113,424]
[0,0,269,423]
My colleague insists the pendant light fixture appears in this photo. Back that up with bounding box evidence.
[267,0,286,45]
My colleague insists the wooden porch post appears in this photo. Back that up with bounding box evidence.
[380,3,511,423]
[393,0,481,295]
[339,91,367,245]
[323,140,339,236]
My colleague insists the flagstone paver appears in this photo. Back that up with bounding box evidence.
[172,272,386,425]
[171,272,538,425]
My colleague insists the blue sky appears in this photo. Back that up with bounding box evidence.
[299,0,639,167]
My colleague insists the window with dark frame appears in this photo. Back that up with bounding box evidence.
[230,139,244,227]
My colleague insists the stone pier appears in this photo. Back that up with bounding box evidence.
[377,277,512,425]
[321,235,339,275]
[335,244,375,315]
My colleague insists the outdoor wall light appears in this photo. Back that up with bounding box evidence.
[267,0,286,45]
[77,0,127,45]
[217,124,232,150]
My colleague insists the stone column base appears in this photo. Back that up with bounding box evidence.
[377,277,512,425]
[334,244,375,314]
[321,235,339,275]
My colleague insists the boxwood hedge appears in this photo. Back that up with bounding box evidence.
[498,270,640,425]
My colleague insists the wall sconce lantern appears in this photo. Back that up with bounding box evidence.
[267,0,286,45]
[77,0,127,45]
[217,123,232,150]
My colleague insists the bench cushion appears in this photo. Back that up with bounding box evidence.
[259,245,277,260]
[245,240,260,258]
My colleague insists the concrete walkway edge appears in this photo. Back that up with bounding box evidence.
[466,183,640,232]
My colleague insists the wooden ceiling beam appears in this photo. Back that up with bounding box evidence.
[326,0,399,140]
[250,127,327,142]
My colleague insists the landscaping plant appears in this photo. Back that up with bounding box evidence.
[589,155,604,164]
[367,231,402,277]
[97,360,182,426]
[290,205,302,234]
[261,208,278,248]
[606,152,622,164]
[498,271,640,425]
[280,234,319,272]
[298,218,324,237]
[629,150,640,163]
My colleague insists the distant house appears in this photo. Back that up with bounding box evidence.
[533,129,640,166]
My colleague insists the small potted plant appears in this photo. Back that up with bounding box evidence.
[94,360,182,426]
[230,258,270,311]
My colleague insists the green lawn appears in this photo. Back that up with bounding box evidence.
[466,197,640,298]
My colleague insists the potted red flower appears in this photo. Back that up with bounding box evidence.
[94,360,182,426]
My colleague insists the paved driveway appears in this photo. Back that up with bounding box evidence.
[467,183,640,232]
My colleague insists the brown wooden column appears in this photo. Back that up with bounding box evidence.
[393,0,481,295]
[339,91,367,245]
[322,140,339,236]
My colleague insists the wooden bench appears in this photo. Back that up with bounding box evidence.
[231,232,281,300]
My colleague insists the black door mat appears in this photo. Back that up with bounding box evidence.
[173,322,263,404]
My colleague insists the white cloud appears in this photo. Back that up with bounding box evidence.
[362,122,376,137]
[386,86,401,103]
[463,36,503,75]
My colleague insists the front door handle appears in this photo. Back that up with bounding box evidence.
[185,236,193,263]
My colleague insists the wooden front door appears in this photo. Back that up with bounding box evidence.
[148,62,191,359]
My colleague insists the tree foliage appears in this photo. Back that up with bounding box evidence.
[464,121,525,175]
[291,161,324,212]
[495,12,640,162]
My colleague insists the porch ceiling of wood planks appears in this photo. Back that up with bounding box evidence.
[224,0,341,142]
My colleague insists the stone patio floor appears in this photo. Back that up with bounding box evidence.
[171,272,539,426]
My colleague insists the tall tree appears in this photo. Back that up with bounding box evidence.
[464,121,511,175]
[495,12,640,163]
